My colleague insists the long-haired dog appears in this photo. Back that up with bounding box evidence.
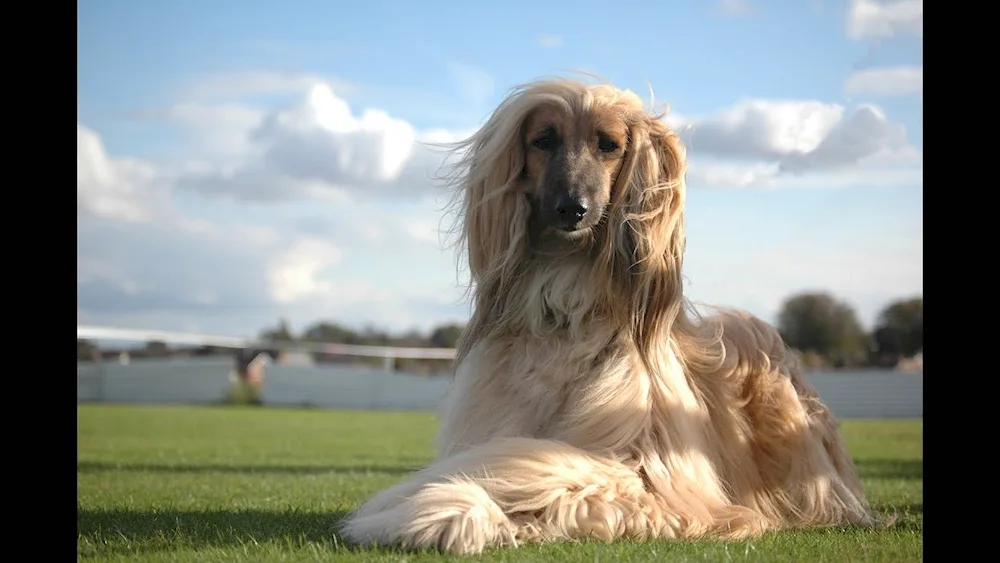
[339,78,873,554]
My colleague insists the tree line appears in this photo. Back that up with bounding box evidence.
[776,293,922,369]
[78,293,922,373]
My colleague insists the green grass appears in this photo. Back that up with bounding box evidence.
[78,404,922,562]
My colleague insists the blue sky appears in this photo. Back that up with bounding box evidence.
[77,0,923,338]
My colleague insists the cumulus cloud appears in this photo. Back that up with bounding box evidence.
[846,0,922,40]
[686,161,779,189]
[78,124,163,222]
[777,105,907,174]
[678,100,845,162]
[174,83,471,203]
[267,237,344,304]
[674,98,917,187]
[845,65,923,97]
[255,84,416,184]
[77,118,471,336]
[162,79,917,200]
[133,103,265,161]
[78,206,466,336]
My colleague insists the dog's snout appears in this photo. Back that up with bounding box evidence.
[554,195,588,230]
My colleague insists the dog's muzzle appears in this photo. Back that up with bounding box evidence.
[551,194,588,231]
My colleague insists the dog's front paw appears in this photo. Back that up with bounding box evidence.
[709,504,770,539]
[412,499,519,554]
[341,480,519,555]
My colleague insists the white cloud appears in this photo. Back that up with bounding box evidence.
[404,218,446,246]
[777,104,907,173]
[255,83,417,183]
[77,124,163,223]
[678,100,845,162]
[675,98,918,188]
[846,0,923,40]
[170,76,918,200]
[77,118,470,336]
[156,103,265,159]
[537,35,564,48]
[845,65,923,97]
[714,0,755,16]
[174,83,468,203]
[687,160,779,189]
[77,213,281,316]
[267,237,344,303]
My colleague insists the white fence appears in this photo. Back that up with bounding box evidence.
[76,357,922,419]
[803,370,922,418]
[77,325,922,418]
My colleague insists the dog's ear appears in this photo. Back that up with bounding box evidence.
[459,125,532,287]
[603,116,688,369]
[444,97,535,360]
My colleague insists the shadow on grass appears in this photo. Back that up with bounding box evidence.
[78,507,360,555]
[77,461,419,476]
[855,458,922,480]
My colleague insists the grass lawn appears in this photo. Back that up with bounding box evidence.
[77,404,922,562]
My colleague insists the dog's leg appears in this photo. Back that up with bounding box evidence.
[339,471,520,555]
[339,436,772,554]
[339,437,641,554]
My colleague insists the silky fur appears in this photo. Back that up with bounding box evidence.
[338,78,873,555]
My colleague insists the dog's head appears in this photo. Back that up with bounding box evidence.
[519,91,631,242]
[447,78,689,360]
[452,80,685,288]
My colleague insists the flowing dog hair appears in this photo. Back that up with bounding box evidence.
[339,78,873,555]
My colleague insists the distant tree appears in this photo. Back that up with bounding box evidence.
[358,325,391,346]
[78,339,97,361]
[429,323,465,348]
[872,297,922,358]
[391,329,429,348]
[301,321,397,366]
[191,345,227,357]
[144,340,170,357]
[777,292,868,367]
[261,318,295,342]
[303,322,359,344]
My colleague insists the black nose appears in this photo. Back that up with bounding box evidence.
[554,195,588,229]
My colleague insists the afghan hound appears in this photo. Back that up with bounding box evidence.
[339,78,873,554]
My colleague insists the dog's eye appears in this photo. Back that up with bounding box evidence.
[597,135,619,153]
[531,135,555,151]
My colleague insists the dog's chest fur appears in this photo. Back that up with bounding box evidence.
[430,248,724,462]
[434,257,647,459]
[434,325,627,459]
